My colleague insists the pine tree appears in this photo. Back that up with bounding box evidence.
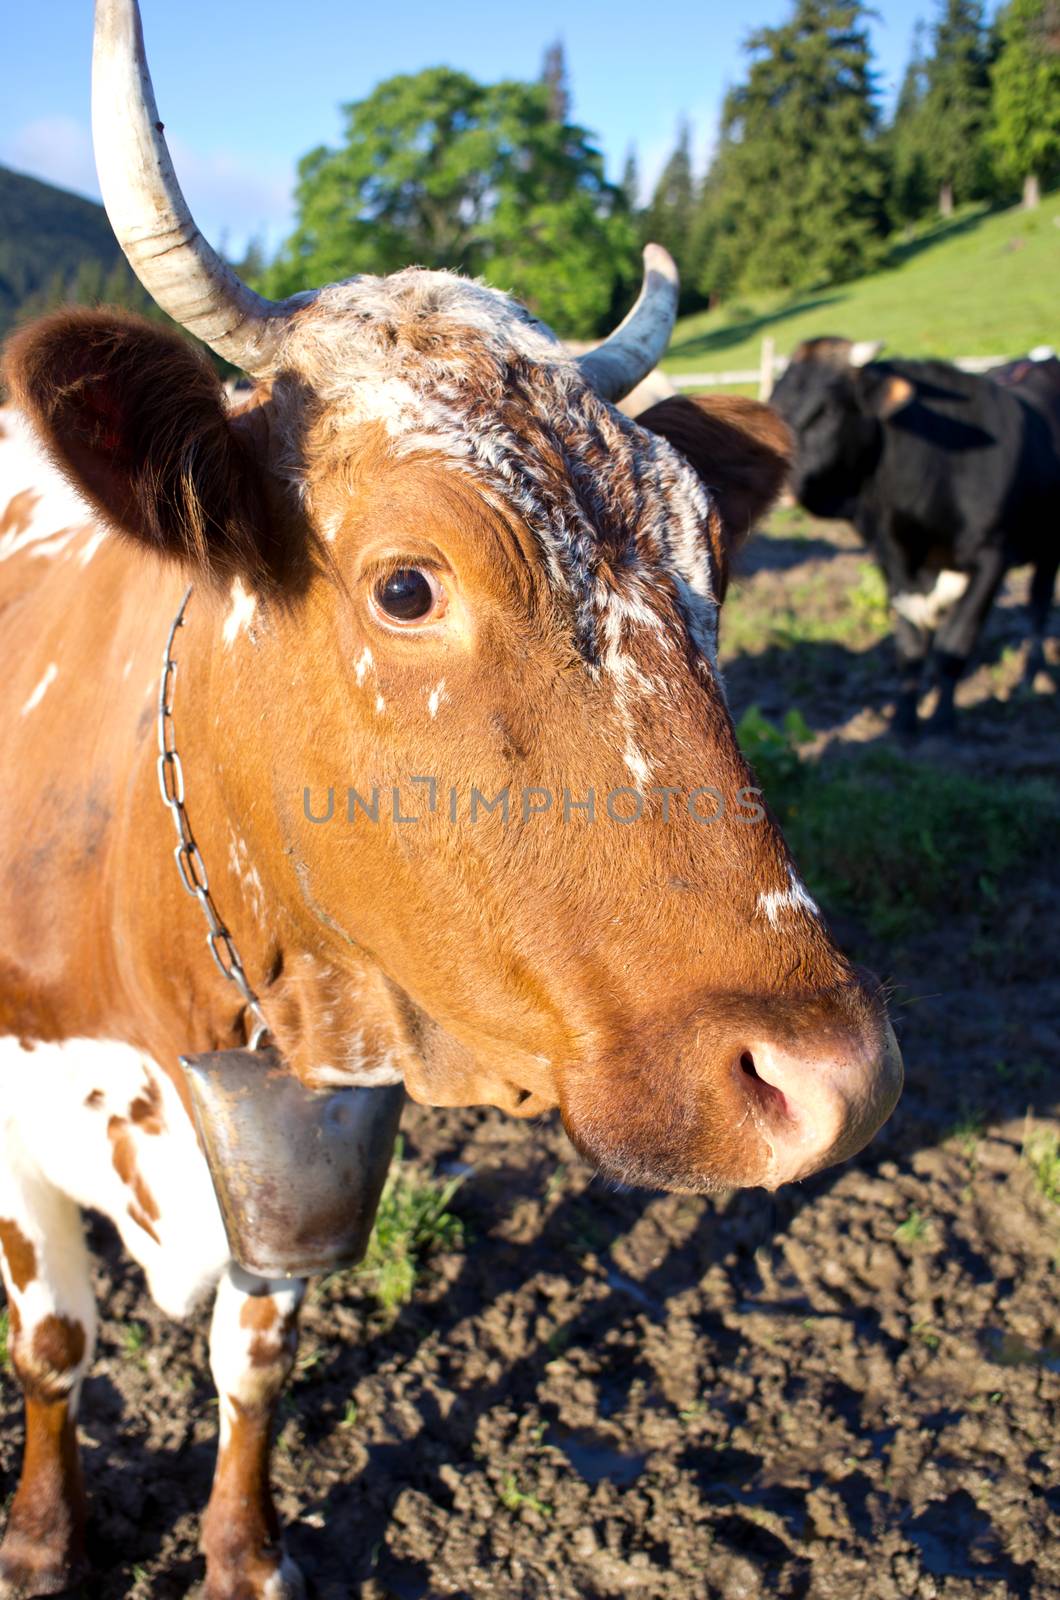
[920,0,993,214]
[620,146,640,214]
[694,0,888,297]
[642,120,699,306]
[889,22,935,223]
[989,0,1060,206]
[540,40,571,124]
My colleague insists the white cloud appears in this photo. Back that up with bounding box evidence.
[2,115,98,200]
[0,117,295,258]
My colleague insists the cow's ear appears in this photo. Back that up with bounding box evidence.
[4,308,285,588]
[634,393,792,598]
[856,367,915,420]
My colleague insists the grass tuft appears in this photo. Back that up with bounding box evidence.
[1023,1127,1060,1207]
[497,1471,553,1518]
[356,1136,464,1313]
[737,708,1060,940]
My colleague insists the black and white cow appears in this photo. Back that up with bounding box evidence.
[770,338,1060,735]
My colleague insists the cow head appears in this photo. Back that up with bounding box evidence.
[4,0,902,1194]
[770,338,915,519]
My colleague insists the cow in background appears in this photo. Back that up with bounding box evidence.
[770,338,1060,736]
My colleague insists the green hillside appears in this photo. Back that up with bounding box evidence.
[0,165,122,341]
[664,195,1060,377]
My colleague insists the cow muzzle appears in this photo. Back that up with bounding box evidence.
[730,1017,903,1188]
[559,989,903,1194]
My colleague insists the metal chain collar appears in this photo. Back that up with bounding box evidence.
[157,586,270,1048]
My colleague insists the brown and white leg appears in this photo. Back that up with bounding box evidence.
[200,1265,306,1600]
[0,1137,96,1598]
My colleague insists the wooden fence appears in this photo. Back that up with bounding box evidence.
[672,335,1012,400]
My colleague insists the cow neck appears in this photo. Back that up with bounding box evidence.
[158,585,270,1049]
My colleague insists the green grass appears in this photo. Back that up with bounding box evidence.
[894,1210,931,1246]
[665,195,1060,377]
[723,560,888,656]
[737,708,1060,940]
[1023,1128,1060,1206]
[497,1472,553,1518]
[355,1136,464,1313]
[0,1307,9,1372]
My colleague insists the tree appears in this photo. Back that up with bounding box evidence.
[641,121,700,309]
[888,22,935,224]
[540,39,571,123]
[990,0,1060,206]
[693,0,888,298]
[620,146,640,213]
[265,68,636,336]
[920,0,994,214]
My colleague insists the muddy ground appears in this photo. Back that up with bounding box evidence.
[2,510,1058,1599]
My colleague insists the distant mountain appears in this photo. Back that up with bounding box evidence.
[0,164,127,340]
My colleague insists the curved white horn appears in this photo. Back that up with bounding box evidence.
[575,244,679,404]
[92,0,304,374]
[849,339,885,368]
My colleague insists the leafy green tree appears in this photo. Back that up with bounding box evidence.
[266,67,636,336]
[919,0,994,214]
[693,0,888,297]
[641,120,700,310]
[989,0,1060,206]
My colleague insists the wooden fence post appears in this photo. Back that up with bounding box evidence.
[758,336,776,401]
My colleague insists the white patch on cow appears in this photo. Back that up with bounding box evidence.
[374,693,386,714]
[228,832,267,923]
[321,511,343,544]
[623,736,653,788]
[209,1266,304,1449]
[891,569,970,631]
[0,1107,97,1414]
[122,656,134,680]
[20,662,58,716]
[223,578,257,647]
[29,528,80,560]
[77,527,108,566]
[0,409,96,563]
[0,1038,230,1321]
[427,678,447,718]
[757,869,820,928]
[310,1060,404,1089]
[354,646,374,685]
[262,1555,305,1600]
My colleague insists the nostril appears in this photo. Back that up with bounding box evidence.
[736,1047,788,1118]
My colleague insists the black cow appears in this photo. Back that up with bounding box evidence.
[770,338,1060,735]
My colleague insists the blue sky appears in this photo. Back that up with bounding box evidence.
[1,0,980,256]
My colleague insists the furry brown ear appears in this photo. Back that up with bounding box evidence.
[635,393,793,597]
[3,308,282,587]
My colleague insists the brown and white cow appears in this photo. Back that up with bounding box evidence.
[0,2,902,1594]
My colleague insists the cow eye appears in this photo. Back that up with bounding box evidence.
[372,567,444,626]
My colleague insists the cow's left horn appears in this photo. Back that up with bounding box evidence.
[92,0,305,375]
[575,244,679,404]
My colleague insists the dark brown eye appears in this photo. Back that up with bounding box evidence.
[373,568,442,625]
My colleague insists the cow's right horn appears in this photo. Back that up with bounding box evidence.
[575,244,679,404]
[849,340,885,367]
[92,0,306,375]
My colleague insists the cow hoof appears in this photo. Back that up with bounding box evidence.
[192,1553,306,1600]
[0,1560,86,1600]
